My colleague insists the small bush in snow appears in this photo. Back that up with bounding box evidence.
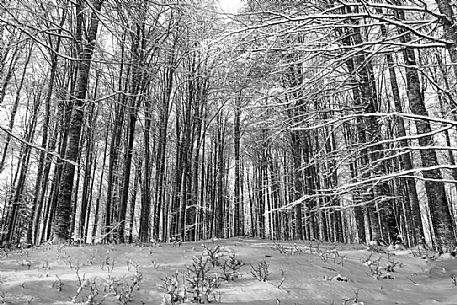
[250,260,270,282]
[220,254,244,281]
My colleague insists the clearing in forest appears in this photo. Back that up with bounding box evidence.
[0,238,456,305]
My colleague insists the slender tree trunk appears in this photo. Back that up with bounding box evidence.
[234,94,242,236]
[79,74,99,241]
[0,30,20,107]
[129,156,142,243]
[399,25,455,250]
[215,116,226,238]
[385,2,456,250]
[384,51,423,244]
[30,21,64,243]
[70,140,83,238]
[338,7,385,242]
[153,35,177,241]
[290,131,304,240]
[92,114,111,243]
[0,44,32,172]
[119,91,141,243]
[79,102,97,240]
[105,32,129,241]
[283,60,306,240]
[5,88,41,243]
[179,95,192,240]
[191,97,204,241]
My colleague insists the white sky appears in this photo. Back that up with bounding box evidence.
[218,0,242,14]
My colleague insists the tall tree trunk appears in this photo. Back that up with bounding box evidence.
[338,5,385,242]
[139,97,152,243]
[180,84,194,241]
[0,29,20,108]
[105,32,129,241]
[0,44,32,172]
[5,88,42,243]
[153,68,173,241]
[153,31,178,241]
[92,114,111,243]
[190,96,204,241]
[52,0,103,243]
[79,101,97,240]
[234,93,242,236]
[396,6,456,250]
[129,156,142,243]
[379,16,424,245]
[119,46,142,243]
[215,115,226,238]
[40,77,74,243]
[30,16,65,243]
[290,131,304,240]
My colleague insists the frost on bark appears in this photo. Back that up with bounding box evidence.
[52,0,103,243]
[435,0,457,79]
[392,2,456,250]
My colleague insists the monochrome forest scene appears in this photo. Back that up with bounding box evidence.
[1,0,457,304]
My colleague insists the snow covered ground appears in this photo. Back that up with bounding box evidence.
[0,238,456,304]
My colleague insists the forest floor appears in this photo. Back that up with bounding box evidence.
[0,238,456,305]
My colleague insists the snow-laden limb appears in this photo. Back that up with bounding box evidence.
[292,112,457,131]
[0,124,78,167]
[278,163,457,212]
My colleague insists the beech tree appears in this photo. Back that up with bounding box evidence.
[52,0,104,243]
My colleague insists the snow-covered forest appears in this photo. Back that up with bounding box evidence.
[2,1,457,304]
[1,0,457,253]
